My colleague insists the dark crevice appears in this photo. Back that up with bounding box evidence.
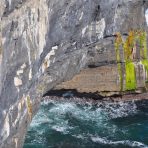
[103,33,128,39]
[143,0,146,5]
[42,89,139,101]
[103,35,116,38]
[98,5,100,11]
[43,89,105,100]
[43,89,147,101]
[87,61,117,68]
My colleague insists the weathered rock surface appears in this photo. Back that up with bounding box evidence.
[54,38,148,94]
[0,0,148,147]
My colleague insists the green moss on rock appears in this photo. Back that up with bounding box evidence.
[125,62,136,91]
[142,60,148,72]
[114,29,148,92]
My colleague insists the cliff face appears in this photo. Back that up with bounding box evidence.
[0,0,148,147]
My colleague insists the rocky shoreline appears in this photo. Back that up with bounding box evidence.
[43,89,148,104]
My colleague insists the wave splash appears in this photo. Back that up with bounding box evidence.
[24,98,148,148]
[91,137,148,148]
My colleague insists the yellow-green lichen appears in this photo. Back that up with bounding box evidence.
[142,59,148,72]
[142,59,148,82]
[138,31,147,59]
[114,32,124,91]
[117,63,123,91]
[114,29,147,92]
[114,32,123,62]
[125,62,136,91]
[123,30,135,61]
[26,96,32,119]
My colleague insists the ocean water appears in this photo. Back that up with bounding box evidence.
[24,98,148,148]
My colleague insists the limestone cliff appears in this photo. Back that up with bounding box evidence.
[0,0,148,147]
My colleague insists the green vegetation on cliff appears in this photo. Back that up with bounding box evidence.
[114,30,148,91]
[125,62,136,90]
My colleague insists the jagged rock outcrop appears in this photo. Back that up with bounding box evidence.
[0,0,148,147]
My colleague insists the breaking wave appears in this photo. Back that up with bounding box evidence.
[24,98,148,148]
[91,137,148,148]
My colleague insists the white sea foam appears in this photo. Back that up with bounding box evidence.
[42,99,138,119]
[101,101,138,119]
[25,98,148,147]
[52,125,68,133]
[91,136,148,148]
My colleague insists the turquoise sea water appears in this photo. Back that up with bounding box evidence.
[24,98,148,148]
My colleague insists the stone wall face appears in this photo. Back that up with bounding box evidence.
[55,61,148,95]
[0,0,147,147]
[55,65,121,93]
